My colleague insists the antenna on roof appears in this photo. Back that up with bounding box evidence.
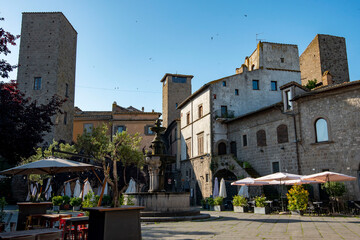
[256,33,265,43]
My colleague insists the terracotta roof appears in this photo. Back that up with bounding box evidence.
[225,102,283,124]
[279,81,309,91]
[160,73,194,82]
[292,80,360,101]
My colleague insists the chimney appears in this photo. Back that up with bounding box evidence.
[322,71,333,86]
[142,107,144,112]
[152,109,154,113]
[112,101,117,112]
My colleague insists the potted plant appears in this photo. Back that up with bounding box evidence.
[287,185,309,215]
[207,197,215,211]
[201,199,208,209]
[52,196,63,212]
[214,197,224,211]
[70,197,82,211]
[0,197,7,232]
[254,196,270,214]
[62,195,71,210]
[233,195,248,213]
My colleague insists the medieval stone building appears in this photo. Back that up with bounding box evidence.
[16,12,77,144]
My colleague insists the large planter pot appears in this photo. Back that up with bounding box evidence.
[234,206,249,213]
[214,205,224,212]
[73,205,81,211]
[254,206,271,214]
[53,205,60,212]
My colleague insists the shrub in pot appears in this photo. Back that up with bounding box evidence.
[254,196,270,214]
[233,195,248,213]
[70,197,82,211]
[214,197,224,211]
[207,197,215,211]
[62,195,71,210]
[287,185,309,215]
[52,196,63,212]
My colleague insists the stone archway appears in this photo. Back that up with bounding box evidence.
[213,169,238,209]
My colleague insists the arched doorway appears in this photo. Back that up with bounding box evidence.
[213,169,238,209]
[218,142,227,155]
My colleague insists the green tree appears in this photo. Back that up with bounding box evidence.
[76,124,144,207]
[305,79,317,90]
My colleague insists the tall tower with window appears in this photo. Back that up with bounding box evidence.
[161,73,192,128]
[16,12,77,145]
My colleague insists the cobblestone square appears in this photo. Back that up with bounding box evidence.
[142,211,360,240]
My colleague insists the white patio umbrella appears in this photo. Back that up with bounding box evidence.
[74,180,81,198]
[26,183,34,201]
[231,177,271,186]
[219,178,227,198]
[81,180,93,200]
[97,180,109,196]
[65,182,72,197]
[238,185,250,198]
[213,177,219,197]
[125,178,137,194]
[302,171,356,182]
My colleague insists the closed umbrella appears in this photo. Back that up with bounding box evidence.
[238,185,249,198]
[26,183,34,201]
[65,182,72,197]
[219,178,227,198]
[44,178,52,200]
[97,180,109,196]
[125,179,137,193]
[81,180,93,200]
[213,177,219,197]
[74,180,81,198]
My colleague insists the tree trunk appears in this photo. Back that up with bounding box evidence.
[113,160,119,207]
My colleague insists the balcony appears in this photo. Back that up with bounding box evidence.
[214,109,235,119]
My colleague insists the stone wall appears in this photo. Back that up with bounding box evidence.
[17,12,77,144]
[296,86,360,200]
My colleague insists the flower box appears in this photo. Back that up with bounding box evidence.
[234,206,248,213]
[254,206,271,214]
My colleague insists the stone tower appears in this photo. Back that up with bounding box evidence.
[161,73,192,128]
[16,12,77,145]
[299,34,349,86]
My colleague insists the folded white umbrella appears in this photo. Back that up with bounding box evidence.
[219,178,227,198]
[97,180,109,195]
[213,177,219,197]
[44,178,52,200]
[238,185,249,198]
[65,182,72,197]
[302,171,356,182]
[125,179,137,193]
[81,180,93,200]
[74,180,81,198]
[26,183,34,201]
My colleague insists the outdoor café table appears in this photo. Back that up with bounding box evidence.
[83,206,144,240]
[0,228,61,239]
[16,202,53,230]
[41,213,72,228]
[63,216,89,240]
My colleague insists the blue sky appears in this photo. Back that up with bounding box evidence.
[2,0,360,112]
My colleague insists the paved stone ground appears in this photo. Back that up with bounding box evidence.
[141,211,360,240]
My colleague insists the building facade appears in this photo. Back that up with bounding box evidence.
[73,102,161,150]
[16,12,77,144]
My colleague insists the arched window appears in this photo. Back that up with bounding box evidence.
[256,130,267,147]
[277,124,288,143]
[218,142,227,155]
[251,64,255,71]
[315,118,329,142]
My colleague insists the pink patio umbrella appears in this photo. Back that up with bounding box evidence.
[302,171,356,182]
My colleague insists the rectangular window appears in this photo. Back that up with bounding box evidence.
[116,125,126,133]
[175,103,178,108]
[221,106,227,117]
[222,81,226,87]
[230,141,237,157]
[63,112,67,125]
[198,105,203,118]
[186,112,190,125]
[272,162,280,173]
[186,138,191,159]
[285,90,292,110]
[172,76,187,83]
[242,135,247,147]
[83,123,93,133]
[252,80,259,90]
[197,132,204,155]
[65,83,69,97]
[235,89,239,95]
[280,58,284,63]
[34,77,42,90]
[145,125,154,135]
[206,174,209,182]
[271,81,277,91]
